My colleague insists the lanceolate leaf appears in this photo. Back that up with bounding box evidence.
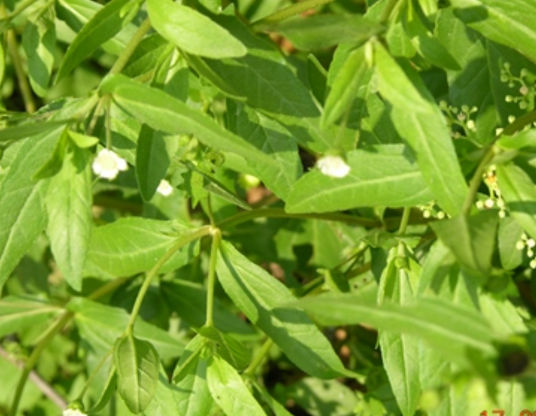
[198,326,251,370]
[147,0,246,59]
[269,14,384,51]
[84,218,201,278]
[56,0,134,81]
[46,145,92,291]
[0,296,61,338]
[374,43,468,216]
[293,292,496,364]
[286,145,433,213]
[216,241,350,379]
[0,120,69,142]
[100,75,272,166]
[185,14,331,153]
[0,129,61,290]
[206,354,267,416]
[496,163,536,239]
[114,334,160,413]
[227,103,302,200]
[451,0,536,64]
[431,210,499,274]
[22,12,56,97]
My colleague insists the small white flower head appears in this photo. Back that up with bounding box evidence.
[484,198,495,208]
[527,238,536,248]
[157,179,173,197]
[63,408,87,416]
[423,209,431,219]
[516,240,525,250]
[476,200,484,209]
[436,211,446,220]
[531,259,536,269]
[316,155,350,178]
[92,148,128,180]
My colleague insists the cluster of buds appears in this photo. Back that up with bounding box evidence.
[418,202,446,220]
[439,101,478,138]
[516,233,536,269]
[501,62,535,111]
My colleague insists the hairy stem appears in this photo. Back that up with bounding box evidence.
[126,226,213,333]
[397,207,411,236]
[462,146,495,216]
[205,229,221,327]
[243,338,274,376]
[6,26,36,113]
[109,18,152,75]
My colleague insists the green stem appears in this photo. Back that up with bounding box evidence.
[397,207,411,236]
[243,338,274,376]
[216,208,380,229]
[109,18,152,75]
[3,0,40,21]
[462,146,495,216]
[126,226,213,333]
[104,96,112,149]
[502,110,536,136]
[6,26,36,113]
[10,278,130,415]
[76,348,113,400]
[252,0,336,27]
[205,229,221,327]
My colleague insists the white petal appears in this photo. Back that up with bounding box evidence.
[157,179,173,196]
[316,155,351,178]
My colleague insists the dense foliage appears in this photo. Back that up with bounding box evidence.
[1,0,536,415]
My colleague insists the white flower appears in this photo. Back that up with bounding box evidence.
[63,408,87,416]
[157,179,173,196]
[92,148,128,180]
[316,155,350,178]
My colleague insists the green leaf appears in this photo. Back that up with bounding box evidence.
[285,378,359,416]
[498,216,524,270]
[143,366,182,416]
[322,44,370,128]
[206,354,267,416]
[374,42,468,216]
[84,218,200,278]
[114,334,160,413]
[227,103,301,200]
[286,145,433,213]
[0,130,60,290]
[67,130,99,148]
[293,292,496,364]
[68,297,185,360]
[269,14,384,50]
[173,336,213,416]
[252,381,293,416]
[451,0,536,64]
[403,0,460,70]
[136,127,172,201]
[22,12,56,97]
[32,129,69,180]
[46,145,92,291]
[496,163,536,239]
[122,34,168,78]
[497,129,536,150]
[0,296,61,338]
[147,0,246,59]
[431,210,499,274]
[56,0,134,81]
[87,369,117,414]
[0,120,69,143]
[101,74,272,166]
[198,326,251,370]
[184,14,332,152]
[216,241,349,379]
[436,8,498,145]
[161,280,255,336]
[378,248,421,416]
